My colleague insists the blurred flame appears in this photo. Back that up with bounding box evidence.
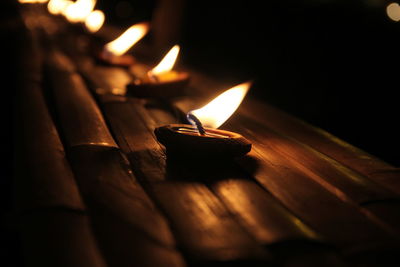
[104,22,149,56]
[84,10,105,32]
[387,3,400,21]
[48,0,71,15]
[19,0,48,3]
[64,0,96,23]
[189,82,251,129]
[149,45,180,75]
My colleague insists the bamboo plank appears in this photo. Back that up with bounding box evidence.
[45,51,117,148]
[226,114,397,204]
[238,147,398,250]
[15,77,84,212]
[225,115,400,235]
[19,211,107,267]
[66,145,186,267]
[361,200,400,236]
[14,16,107,267]
[241,100,400,195]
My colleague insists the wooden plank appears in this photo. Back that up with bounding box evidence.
[149,182,270,263]
[66,145,186,267]
[45,51,117,148]
[19,211,107,267]
[361,200,400,237]
[226,114,398,203]
[224,115,400,235]
[237,147,398,250]
[14,80,84,212]
[79,65,129,103]
[101,101,271,264]
[241,100,400,195]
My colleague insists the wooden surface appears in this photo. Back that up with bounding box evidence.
[14,5,400,267]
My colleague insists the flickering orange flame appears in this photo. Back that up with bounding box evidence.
[104,22,149,56]
[84,10,105,33]
[189,82,251,129]
[149,45,180,76]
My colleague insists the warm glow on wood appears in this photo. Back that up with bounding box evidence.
[104,22,149,56]
[150,45,180,75]
[84,10,105,33]
[190,82,251,129]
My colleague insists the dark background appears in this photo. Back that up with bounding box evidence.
[99,0,400,167]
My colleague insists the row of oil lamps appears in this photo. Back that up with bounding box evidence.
[20,0,253,159]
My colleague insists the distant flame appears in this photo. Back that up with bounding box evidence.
[84,10,105,32]
[189,82,251,129]
[104,22,149,56]
[47,0,71,15]
[149,45,180,75]
[387,3,400,21]
[64,0,96,23]
[19,0,48,3]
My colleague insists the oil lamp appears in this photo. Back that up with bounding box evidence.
[96,22,149,67]
[127,45,190,98]
[155,82,252,158]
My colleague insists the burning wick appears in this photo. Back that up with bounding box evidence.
[186,113,206,135]
[154,82,252,158]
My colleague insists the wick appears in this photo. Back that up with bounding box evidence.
[147,71,159,83]
[187,113,206,135]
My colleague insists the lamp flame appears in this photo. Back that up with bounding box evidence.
[47,0,71,15]
[189,82,251,129]
[104,22,149,56]
[64,0,96,23]
[84,10,105,32]
[149,45,180,75]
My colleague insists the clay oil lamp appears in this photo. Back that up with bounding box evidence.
[127,45,190,98]
[155,82,252,159]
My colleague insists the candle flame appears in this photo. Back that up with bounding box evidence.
[149,45,180,75]
[190,82,251,129]
[104,22,149,56]
[84,10,105,32]
[64,0,97,23]
[47,0,71,15]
